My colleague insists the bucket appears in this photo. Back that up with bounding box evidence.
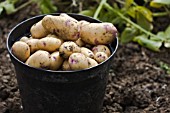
[7,13,118,113]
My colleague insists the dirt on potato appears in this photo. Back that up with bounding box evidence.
[0,4,170,113]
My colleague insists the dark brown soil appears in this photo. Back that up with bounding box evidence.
[0,4,170,113]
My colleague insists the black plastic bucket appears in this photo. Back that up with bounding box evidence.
[7,13,118,113]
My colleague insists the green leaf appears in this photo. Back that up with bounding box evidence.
[151,0,170,5]
[120,27,138,44]
[125,0,134,8]
[150,1,164,8]
[40,4,50,14]
[135,6,153,22]
[79,10,94,16]
[150,0,170,8]
[164,40,170,48]
[150,32,166,41]
[7,0,20,4]
[159,61,170,74]
[2,1,16,15]
[165,25,170,39]
[133,34,162,51]
[127,6,153,22]
[127,7,136,18]
[0,7,3,15]
[36,0,57,14]
[136,12,153,31]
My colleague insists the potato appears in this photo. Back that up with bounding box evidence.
[62,60,71,71]
[26,50,51,69]
[30,20,49,39]
[78,20,90,27]
[46,34,64,43]
[80,47,94,58]
[49,52,64,70]
[11,41,30,62]
[94,52,108,63]
[68,53,88,70]
[75,38,85,47]
[60,13,78,22]
[42,15,79,41]
[38,37,63,52]
[92,45,111,57]
[87,57,98,68]
[26,39,39,53]
[59,41,81,59]
[79,22,117,45]
[20,36,30,42]
[46,34,59,38]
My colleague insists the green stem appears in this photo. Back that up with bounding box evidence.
[153,12,170,17]
[104,3,160,39]
[93,0,107,19]
[14,1,33,13]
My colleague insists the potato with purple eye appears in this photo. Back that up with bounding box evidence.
[37,37,63,52]
[11,41,30,62]
[62,60,71,71]
[79,22,117,45]
[59,41,81,59]
[26,50,51,69]
[42,15,79,41]
[49,52,64,70]
[68,53,88,70]
[92,45,111,57]
[30,20,49,39]
[87,57,98,68]
[26,39,39,53]
[80,47,94,58]
[94,52,108,63]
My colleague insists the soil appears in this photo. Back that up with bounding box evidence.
[0,4,170,113]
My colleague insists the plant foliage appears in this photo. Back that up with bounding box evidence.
[0,0,57,15]
[80,0,170,51]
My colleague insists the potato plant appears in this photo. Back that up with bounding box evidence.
[80,0,170,52]
[11,13,116,71]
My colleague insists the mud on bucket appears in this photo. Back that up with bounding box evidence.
[7,13,118,113]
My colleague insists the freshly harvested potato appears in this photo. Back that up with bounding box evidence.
[79,22,117,45]
[20,36,30,42]
[38,37,63,52]
[62,60,71,71]
[94,52,108,63]
[30,20,49,39]
[46,34,64,43]
[59,41,81,59]
[42,15,79,41]
[68,53,88,70]
[46,34,59,38]
[75,38,85,47]
[92,45,111,57]
[78,20,90,27]
[60,13,78,22]
[80,47,94,58]
[87,57,98,68]
[11,41,30,62]
[49,52,64,70]
[26,50,51,69]
[26,39,39,53]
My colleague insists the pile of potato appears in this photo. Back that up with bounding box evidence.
[11,13,117,71]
